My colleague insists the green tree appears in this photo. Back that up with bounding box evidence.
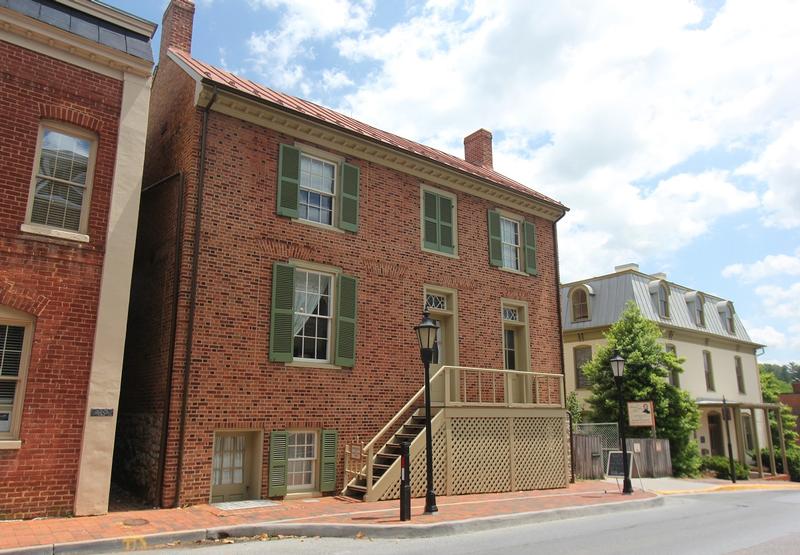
[566,391,583,425]
[759,363,795,392]
[760,369,799,448]
[584,302,701,476]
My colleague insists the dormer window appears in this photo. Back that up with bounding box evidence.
[649,280,669,318]
[685,291,705,327]
[718,301,735,334]
[569,285,593,322]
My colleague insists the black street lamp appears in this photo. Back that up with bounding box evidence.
[610,353,634,495]
[414,309,439,514]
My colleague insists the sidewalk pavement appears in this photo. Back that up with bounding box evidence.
[614,476,800,495]
[3,478,799,554]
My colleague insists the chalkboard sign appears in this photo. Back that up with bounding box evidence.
[606,450,634,478]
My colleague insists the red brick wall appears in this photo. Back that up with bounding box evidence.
[0,40,122,518]
[779,391,800,446]
[135,92,563,504]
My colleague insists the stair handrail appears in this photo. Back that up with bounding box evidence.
[359,365,447,496]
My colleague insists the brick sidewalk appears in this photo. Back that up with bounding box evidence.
[0,482,652,551]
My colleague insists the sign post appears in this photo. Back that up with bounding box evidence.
[722,397,736,484]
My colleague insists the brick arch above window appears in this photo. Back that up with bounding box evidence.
[0,279,49,317]
[38,104,103,134]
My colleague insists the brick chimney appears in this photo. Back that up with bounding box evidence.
[464,129,493,169]
[159,0,195,59]
[793,382,800,394]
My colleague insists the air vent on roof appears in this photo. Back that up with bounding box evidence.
[652,272,667,280]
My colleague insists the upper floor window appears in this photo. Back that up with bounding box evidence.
[693,293,705,327]
[487,210,537,275]
[735,356,746,394]
[276,144,360,232]
[665,343,680,388]
[421,186,457,256]
[574,345,593,389]
[26,123,97,234]
[0,306,34,441]
[570,285,593,322]
[269,262,357,367]
[703,350,715,391]
[718,301,735,334]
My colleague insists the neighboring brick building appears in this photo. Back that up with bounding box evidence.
[116,0,569,508]
[0,0,154,518]
[780,383,800,446]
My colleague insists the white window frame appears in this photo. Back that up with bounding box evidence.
[501,299,530,372]
[0,306,35,445]
[22,121,97,240]
[294,143,342,230]
[735,356,746,394]
[287,430,318,492]
[703,350,715,392]
[423,285,459,367]
[292,268,335,364]
[499,215,521,271]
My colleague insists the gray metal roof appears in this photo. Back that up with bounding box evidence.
[2,0,154,61]
[561,269,757,345]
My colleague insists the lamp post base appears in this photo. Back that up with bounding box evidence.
[424,490,438,514]
[622,477,633,495]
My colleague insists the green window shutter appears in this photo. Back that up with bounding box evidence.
[319,429,338,492]
[487,210,502,267]
[277,144,300,218]
[438,195,455,254]
[268,430,288,497]
[334,274,357,367]
[269,262,295,362]
[522,220,537,275]
[338,162,360,232]
[422,191,439,250]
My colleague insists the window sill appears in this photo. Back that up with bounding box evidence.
[0,440,22,450]
[421,246,459,259]
[284,491,322,500]
[286,361,344,370]
[20,223,89,243]
[498,266,529,277]
[291,218,346,234]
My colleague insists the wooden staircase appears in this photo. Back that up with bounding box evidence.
[343,408,438,500]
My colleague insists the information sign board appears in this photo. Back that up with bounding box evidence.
[628,401,655,427]
[606,450,634,478]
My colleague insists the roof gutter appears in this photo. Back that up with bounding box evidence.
[174,85,218,508]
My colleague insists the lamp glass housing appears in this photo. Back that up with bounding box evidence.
[415,311,439,351]
[610,354,625,378]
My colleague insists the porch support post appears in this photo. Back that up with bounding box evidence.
[764,408,777,476]
[750,410,764,478]
[733,407,746,466]
[775,407,788,476]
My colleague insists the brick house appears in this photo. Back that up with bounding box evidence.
[0,0,154,518]
[115,0,569,508]
[779,383,800,447]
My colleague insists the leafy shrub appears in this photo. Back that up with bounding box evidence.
[757,447,800,481]
[700,455,749,480]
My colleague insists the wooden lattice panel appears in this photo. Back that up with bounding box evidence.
[378,426,446,501]
[451,417,511,495]
[513,417,568,490]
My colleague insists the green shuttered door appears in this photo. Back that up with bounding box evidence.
[269,262,295,362]
[339,163,360,232]
[523,220,537,274]
[335,274,357,367]
[487,210,502,266]
[268,430,288,497]
[320,429,338,492]
[277,144,300,218]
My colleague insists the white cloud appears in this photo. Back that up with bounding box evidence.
[247,0,373,89]
[737,122,800,229]
[755,282,800,320]
[329,0,800,279]
[747,324,786,349]
[321,69,354,90]
[722,249,800,283]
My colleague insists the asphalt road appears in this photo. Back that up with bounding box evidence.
[137,490,800,555]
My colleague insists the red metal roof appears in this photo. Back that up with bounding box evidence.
[170,49,564,210]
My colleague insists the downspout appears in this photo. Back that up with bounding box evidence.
[552,211,571,481]
[140,172,185,508]
[174,87,218,507]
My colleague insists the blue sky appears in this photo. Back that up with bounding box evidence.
[118,0,800,364]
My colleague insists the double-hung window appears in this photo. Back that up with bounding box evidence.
[0,307,34,442]
[276,144,360,232]
[25,123,96,236]
[703,350,715,391]
[287,431,317,491]
[270,262,357,367]
[574,346,593,389]
[487,210,537,274]
[735,356,746,394]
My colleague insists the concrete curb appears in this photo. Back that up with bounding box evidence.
[0,496,664,554]
[654,483,800,496]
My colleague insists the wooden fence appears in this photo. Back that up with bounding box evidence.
[572,434,604,479]
[626,438,672,477]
